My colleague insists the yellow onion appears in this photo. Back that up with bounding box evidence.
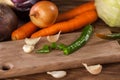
[29,1,58,28]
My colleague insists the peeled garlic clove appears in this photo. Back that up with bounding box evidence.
[82,63,102,75]
[47,31,61,42]
[47,71,67,78]
[25,37,41,46]
[23,45,34,53]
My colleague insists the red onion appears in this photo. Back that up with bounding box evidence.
[11,0,40,11]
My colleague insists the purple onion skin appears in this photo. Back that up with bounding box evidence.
[11,0,41,11]
[11,0,50,21]
[12,0,26,3]
[11,0,42,21]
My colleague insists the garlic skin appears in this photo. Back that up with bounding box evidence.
[82,63,102,75]
[47,31,61,42]
[25,37,41,46]
[23,37,40,53]
[23,45,34,53]
[47,71,67,78]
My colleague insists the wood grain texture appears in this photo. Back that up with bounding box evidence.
[5,63,120,80]
[0,22,120,79]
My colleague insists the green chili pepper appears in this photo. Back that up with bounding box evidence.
[50,42,57,49]
[57,43,67,50]
[36,45,50,53]
[63,25,93,55]
[96,33,120,40]
[36,43,63,53]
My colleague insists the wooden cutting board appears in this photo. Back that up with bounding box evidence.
[0,24,120,79]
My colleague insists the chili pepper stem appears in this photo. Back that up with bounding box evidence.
[96,33,120,40]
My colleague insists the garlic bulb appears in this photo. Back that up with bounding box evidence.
[47,31,61,42]
[23,37,40,53]
[82,63,102,75]
[47,71,67,78]
[23,45,34,53]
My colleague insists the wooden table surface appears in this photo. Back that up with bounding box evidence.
[2,0,120,80]
[3,22,120,80]
[4,62,120,80]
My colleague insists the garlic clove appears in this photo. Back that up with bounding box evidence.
[25,37,41,46]
[47,71,67,78]
[47,31,61,42]
[23,45,34,53]
[82,63,102,75]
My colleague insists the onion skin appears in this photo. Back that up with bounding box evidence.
[11,0,50,11]
[0,0,49,21]
[0,4,18,41]
[11,0,40,11]
[11,0,41,21]
[29,1,58,28]
[0,0,50,11]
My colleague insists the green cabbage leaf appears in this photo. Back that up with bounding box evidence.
[95,0,120,27]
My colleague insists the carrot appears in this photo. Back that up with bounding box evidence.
[56,1,95,22]
[31,10,98,38]
[11,21,38,40]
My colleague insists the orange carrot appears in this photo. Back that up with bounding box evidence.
[31,10,98,38]
[11,22,38,40]
[56,1,95,22]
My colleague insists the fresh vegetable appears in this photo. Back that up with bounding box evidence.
[31,10,97,38]
[56,1,95,22]
[0,0,41,11]
[0,4,18,41]
[95,0,120,27]
[36,45,50,53]
[36,43,57,53]
[47,71,67,79]
[50,42,57,49]
[11,0,39,11]
[25,37,41,46]
[96,33,120,40]
[11,22,38,40]
[36,25,93,55]
[11,0,41,20]
[23,44,35,53]
[47,31,61,42]
[56,43,67,50]
[0,0,49,21]
[63,25,93,55]
[36,43,66,53]
[82,63,102,75]
[23,37,40,53]
[29,1,58,28]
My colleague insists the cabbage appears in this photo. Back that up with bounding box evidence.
[95,0,120,27]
